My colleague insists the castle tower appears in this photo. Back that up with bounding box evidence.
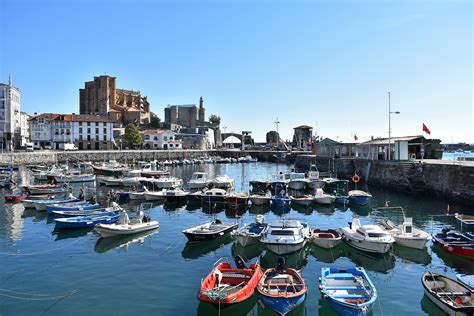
[198,96,205,123]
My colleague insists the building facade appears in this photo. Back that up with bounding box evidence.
[79,75,151,127]
[141,130,182,150]
[29,113,114,150]
[316,138,355,158]
[164,97,206,128]
[292,125,313,150]
[20,112,30,146]
[0,75,21,151]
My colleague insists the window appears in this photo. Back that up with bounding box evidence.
[55,129,59,135]
[96,128,99,134]
[103,128,107,134]
[103,135,107,141]
[95,135,99,141]
[79,135,83,141]
[79,128,82,134]
[164,136,168,141]
[153,136,158,141]
[144,135,150,140]
[95,122,98,126]
[87,135,91,141]
[79,122,82,126]
[87,128,90,134]
[87,122,90,126]
[66,129,70,135]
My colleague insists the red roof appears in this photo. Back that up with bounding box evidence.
[28,113,112,123]
[141,129,174,135]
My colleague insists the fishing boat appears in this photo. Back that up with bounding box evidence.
[188,190,203,202]
[249,180,271,193]
[231,215,267,247]
[47,201,98,214]
[249,191,271,206]
[377,217,431,249]
[187,172,212,190]
[260,219,309,255]
[319,267,377,316]
[199,256,262,305]
[92,162,129,177]
[421,272,474,316]
[270,173,289,196]
[322,177,349,194]
[52,208,117,218]
[288,173,310,191]
[54,212,120,229]
[23,184,68,195]
[101,177,124,187]
[257,257,307,316]
[143,190,167,201]
[340,217,395,254]
[347,190,372,206]
[95,210,159,238]
[307,170,325,189]
[432,228,474,260]
[271,195,290,207]
[50,173,96,183]
[163,188,189,203]
[225,192,249,206]
[29,197,82,211]
[141,176,183,190]
[456,274,474,291]
[290,195,314,206]
[4,192,28,203]
[202,188,228,203]
[455,214,474,230]
[313,188,335,205]
[0,169,12,187]
[211,175,235,189]
[310,229,341,249]
[182,219,239,242]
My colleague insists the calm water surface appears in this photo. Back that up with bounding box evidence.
[0,162,473,316]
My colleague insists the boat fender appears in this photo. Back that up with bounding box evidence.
[352,175,360,183]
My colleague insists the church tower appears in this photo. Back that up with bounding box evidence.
[198,96,205,124]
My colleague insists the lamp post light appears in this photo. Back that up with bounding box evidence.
[388,91,400,160]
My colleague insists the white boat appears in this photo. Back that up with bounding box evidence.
[313,188,335,205]
[101,177,123,187]
[142,177,183,189]
[201,188,227,203]
[309,229,341,249]
[144,190,167,201]
[163,188,189,202]
[231,215,267,247]
[187,172,211,190]
[288,173,310,190]
[307,170,325,189]
[260,219,309,255]
[340,217,395,254]
[125,186,148,200]
[347,190,372,206]
[377,217,431,250]
[95,210,159,238]
[53,173,96,183]
[290,194,314,206]
[97,176,118,186]
[121,177,147,187]
[211,175,235,189]
[250,191,272,206]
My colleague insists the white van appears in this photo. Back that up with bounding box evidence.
[25,143,34,152]
[64,143,78,151]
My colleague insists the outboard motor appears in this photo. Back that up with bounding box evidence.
[276,257,286,273]
[234,255,246,269]
[441,226,451,236]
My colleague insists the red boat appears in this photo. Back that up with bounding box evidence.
[199,256,262,305]
[439,242,474,260]
[432,228,474,260]
[225,192,249,206]
[4,193,28,203]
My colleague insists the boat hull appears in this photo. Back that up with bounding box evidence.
[183,223,238,242]
[55,214,120,229]
[288,181,307,191]
[394,235,429,250]
[349,196,371,206]
[342,234,393,254]
[313,196,335,205]
[259,293,306,316]
[326,297,373,316]
[95,221,159,238]
[263,240,306,255]
[250,196,270,206]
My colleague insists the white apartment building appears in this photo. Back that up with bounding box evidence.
[141,129,182,150]
[20,112,30,146]
[29,113,114,150]
[0,75,21,151]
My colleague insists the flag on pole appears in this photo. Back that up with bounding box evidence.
[422,123,431,135]
[354,134,358,141]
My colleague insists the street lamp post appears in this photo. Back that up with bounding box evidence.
[388,92,400,160]
[275,117,280,150]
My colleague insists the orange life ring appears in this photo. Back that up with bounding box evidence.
[352,175,360,183]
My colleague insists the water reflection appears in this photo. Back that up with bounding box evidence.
[248,205,268,215]
[270,204,290,217]
[197,295,257,316]
[392,244,432,265]
[53,227,93,241]
[318,297,340,316]
[182,235,233,260]
[225,205,247,218]
[420,294,446,316]
[257,296,306,316]
[309,244,343,263]
[260,247,309,270]
[94,229,158,253]
[290,203,313,215]
[341,244,396,274]
[202,202,226,214]
[431,244,474,273]
[231,242,264,261]
[312,205,336,216]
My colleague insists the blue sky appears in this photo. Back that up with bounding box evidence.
[0,0,472,143]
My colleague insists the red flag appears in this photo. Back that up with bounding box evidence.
[422,123,431,135]
[354,134,358,141]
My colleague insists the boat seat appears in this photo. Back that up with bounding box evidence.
[425,280,446,290]
[326,273,356,280]
[331,294,367,299]
[221,273,251,279]
[324,285,365,290]
[437,291,470,296]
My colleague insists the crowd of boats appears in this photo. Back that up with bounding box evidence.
[2,159,474,315]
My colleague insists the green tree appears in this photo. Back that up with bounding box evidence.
[209,114,221,126]
[124,124,143,149]
[150,114,161,128]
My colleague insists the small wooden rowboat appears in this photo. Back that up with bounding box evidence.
[4,193,28,203]
[199,256,262,305]
[455,214,474,230]
[421,272,474,316]
[310,229,342,249]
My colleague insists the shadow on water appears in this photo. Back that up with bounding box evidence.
[53,227,94,241]
[290,203,313,215]
[225,205,248,218]
[392,244,432,265]
[430,244,474,273]
[260,247,309,270]
[309,243,343,263]
[340,243,396,274]
[231,242,264,261]
[182,234,233,260]
[186,200,202,212]
[420,294,447,316]
[347,204,372,217]
[312,204,336,216]
[318,297,341,316]
[248,205,269,215]
[22,208,48,222]
[163,200,187,212]
[270,204,291,217]
[202,202,226,214]
[197,294,257,316]
[94,229,159,253]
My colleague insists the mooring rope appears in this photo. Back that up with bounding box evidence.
[155,237,185,256]
[0,288,78,301]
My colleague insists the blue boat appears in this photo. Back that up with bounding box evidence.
[54,213,120,229]
[271,196,290,207]
[52,208,116,218]
[319,267,377,316]
[347,190,372,206]
[456,274,474,290]
[47,202,99,214]
[257,258,307,316]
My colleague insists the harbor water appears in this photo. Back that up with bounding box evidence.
[0,162,473,315]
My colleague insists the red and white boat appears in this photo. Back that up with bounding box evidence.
[225,192,249,206]
[4,193,28,203]
[23,184,68,195]
[199,256,262,305]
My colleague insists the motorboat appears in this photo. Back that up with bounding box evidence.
[30,197,82,211]
[347,190,372,206]
[290,194,314,206]
[182,219,239,242]
[257,257,307,316]
[322,177,349,194]
[199,256,262,305]
[231,215,266,247]
[249,180,271,193]
[288,172,310,191]
[225,192,249,206]
[249,191,271,206]
[126,186,148,200]
[313,188,336,205]
[319,267,377,316]
[260,219,309,255]
[51,173,96,183]
[5,192,28,203]
[310,229,341,249]
[95,210,159,238]
[187,172,212,190]
[307,170,325,189]
[52,207,117,218]
[211,175,235,189]
[340,217,395,254]
[421,272,474,316]
[163,188,189,203]
[238,155,258,163]
[143,176,183,190]
[144,190,167,201]
[202,188,228,204]
[270,173,289,195]
[377,217,431,250]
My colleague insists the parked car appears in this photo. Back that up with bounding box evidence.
[25,143,34,152]
[43,145,52,150]
[64,143,78,151]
